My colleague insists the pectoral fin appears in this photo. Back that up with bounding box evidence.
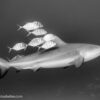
[32,64,40,72]
[74,56,84,68]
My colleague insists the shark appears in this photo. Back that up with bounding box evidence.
[0,34,100,78]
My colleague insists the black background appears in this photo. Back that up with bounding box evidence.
[0,0,100,100]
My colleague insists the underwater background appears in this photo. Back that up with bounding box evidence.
[0,0,100,100]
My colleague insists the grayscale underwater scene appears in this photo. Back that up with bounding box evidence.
[0,0,100,100]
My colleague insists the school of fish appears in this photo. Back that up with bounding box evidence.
[8,21,57,53]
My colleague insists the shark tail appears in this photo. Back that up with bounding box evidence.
[0,58,10,79]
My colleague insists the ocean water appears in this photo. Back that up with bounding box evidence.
[0,0,100,100]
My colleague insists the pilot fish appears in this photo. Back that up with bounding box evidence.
[39,41,56,50]
[27,28,47,36]
[17,21,43,32]
[8,42,27,53]
[28,37,45,47]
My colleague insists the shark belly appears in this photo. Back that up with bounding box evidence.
[38,54,81,69]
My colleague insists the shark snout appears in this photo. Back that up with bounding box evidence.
[80,45,100,62]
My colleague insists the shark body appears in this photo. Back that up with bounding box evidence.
[0,35,100,78]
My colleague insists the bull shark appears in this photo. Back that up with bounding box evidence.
[0,34,100,78]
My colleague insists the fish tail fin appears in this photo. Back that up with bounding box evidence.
[37,46,41,52]
[0,58,10,79]
[7,46,12,53]
[26,32,31,37]
[23,44,28,50]
[24,46,27,51]
[17,24,22,31]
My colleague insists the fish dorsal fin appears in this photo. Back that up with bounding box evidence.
[53,35,67,47]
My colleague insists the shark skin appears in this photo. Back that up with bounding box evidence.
[8,43,100,71]
[0,35,100,78]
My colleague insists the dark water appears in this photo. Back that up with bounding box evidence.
[0,0,100,100]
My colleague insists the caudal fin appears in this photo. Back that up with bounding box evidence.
[26,32,31,37]
[7,46,12,53]
[17,24,23,31]
[0,58,9,79]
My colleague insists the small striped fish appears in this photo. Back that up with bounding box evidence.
[39,41,56,50]
[17,21,43,32]
[27,28,47,36]
[28,38,45,47]
[8,42,27,53]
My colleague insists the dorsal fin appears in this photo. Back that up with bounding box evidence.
[53,35,67,47]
